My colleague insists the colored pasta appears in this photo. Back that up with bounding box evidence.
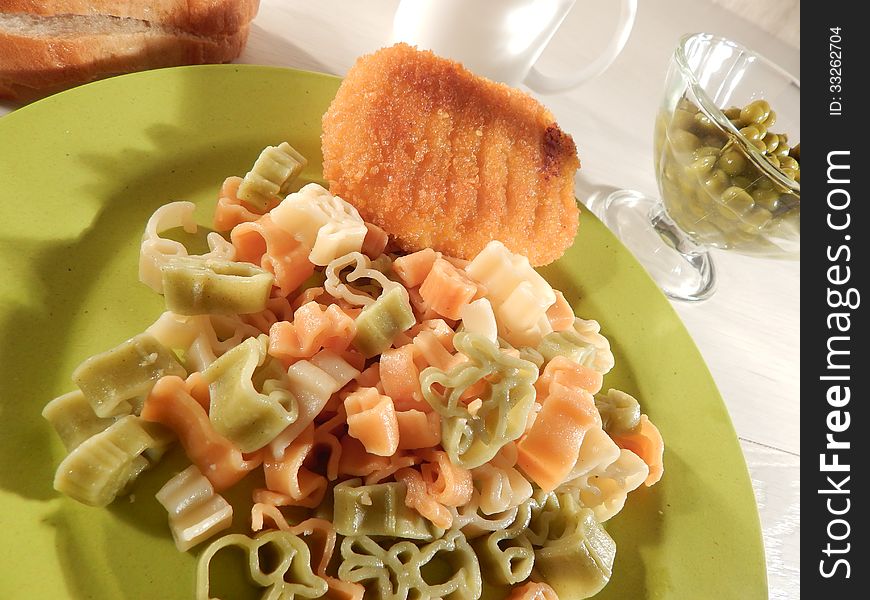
[156,465,233,552]
[43,144,666,600]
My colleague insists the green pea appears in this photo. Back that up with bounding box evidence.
[752,188,781,212]
[719,149,747,175]
[740,99,771,125]
[794,170,801,183]
[720,186,755,216]
[763,132,779,153]
[731,175,752,190]
[693,111,718,133]
[780,167,797,180]
[739,125,763,142]
[689,154,717,176]
[703,135,726,149]
[762,109,777,129]
[779,156,799,171]
[677,97,695,112]
[742,207,773,230]
[723,106,742,120]
[751,138,767,152]
[669,129,701,153]
[767,154,780,168]
[703,169,730,194]
[693,146,720,160]
[671,108,696,131]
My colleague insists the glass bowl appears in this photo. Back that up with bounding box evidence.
[655,32,800,258]
[588,33,800,300]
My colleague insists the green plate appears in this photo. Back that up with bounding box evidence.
[0,65,766,599]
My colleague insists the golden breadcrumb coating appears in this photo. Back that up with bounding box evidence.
[321,43,580,266]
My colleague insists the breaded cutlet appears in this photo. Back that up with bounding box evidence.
[321,43,580,266]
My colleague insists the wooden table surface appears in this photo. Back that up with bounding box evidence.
[0,1,800,597]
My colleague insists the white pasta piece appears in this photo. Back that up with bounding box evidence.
[324,252,404,307]
[270,183,368,266]
[156,465,233,552]
[449,490,521,539]
[146,312,261,371]
[459,298,498,343]
[465,241,556,347]
[566,426,622,482]
[572,318,616,374]
[139,202,237,293]
[309,350,361,388]
[268,349,360,458]
[472,463,534,515]
[560,446,649,522]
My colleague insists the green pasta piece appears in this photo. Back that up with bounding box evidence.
[139,420,176,464]
[537,329,597,365]
[526,490,616,599]
[53,416,163,506]
[161,256,274,316]
[333,479,440,540]
[203,336,298,453]
[534,509,615,598]
[42,390,116,451]
[421,332,537,469]
[595,389,642,435]
[72,333,186,417]
[472,499,535,586]
[338,530,482,600]
[352,286,416,358]
[197,530,328,600]
[237,142,308,210]
[536,318,614,374]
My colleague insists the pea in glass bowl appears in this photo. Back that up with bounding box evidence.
[589,33,800,301]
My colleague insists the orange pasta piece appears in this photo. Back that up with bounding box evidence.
[396,409,441,449]
[231,214,315,296]
[322,578,366,600]
[407,286,439,322]
[141,375,261,490]
[508,582,559,600]
[312,408,347,481]
[394,467,453,529]
[420,450,473,507]
[408,318,456,351]
[392,248,440,288]
[184,371,211,411]
[268,301,356,362]
[365,452,420,485]
[344,388,400,457]
[611,414,665,486]
[244,295,296,334]
[337,435,391,477]
[354,363,381,388]
[419,258,479,320]
[340,349,367,372]
[213,176,266,232]
[380,345,427,411]
[536,355,604,397]
[413,330,460,372]
[361,221,389,258]
[290,286,327,310]
[262,424,328,508]
[516,382,599,492]
[546,291,575,332]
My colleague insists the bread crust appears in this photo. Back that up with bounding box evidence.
[0,0,260,36]
[0,23,249,100]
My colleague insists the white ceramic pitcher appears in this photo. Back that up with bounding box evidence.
[391,0,637,92]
